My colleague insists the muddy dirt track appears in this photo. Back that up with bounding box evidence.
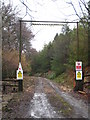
[25,77,62,118]
[2,76,89,119]
[25,77,88,118]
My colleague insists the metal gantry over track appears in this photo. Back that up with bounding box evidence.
[19,20,79,91]
[19,20,79,63]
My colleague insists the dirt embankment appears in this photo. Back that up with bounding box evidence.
[2,75,36,119]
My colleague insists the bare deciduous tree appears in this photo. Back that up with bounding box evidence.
[2,2,34,53]
[66,0,89,27]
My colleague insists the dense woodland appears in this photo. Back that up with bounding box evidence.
[2,1,90,82]
[30,23,88,77]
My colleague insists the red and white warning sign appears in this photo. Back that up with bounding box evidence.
[75,61,82,71]
[17,63,23,80]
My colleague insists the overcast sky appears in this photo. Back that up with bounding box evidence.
[5,0,88,51]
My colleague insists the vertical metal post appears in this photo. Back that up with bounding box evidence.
[77,22,79,61]
[18,20,23,92]
[74,22,84,91]
[88,1,90,66]
[74,22,79,91]
[88,19,90,66]
[88,4,90,116]
[18,80,23,92]
[19,20,21,63]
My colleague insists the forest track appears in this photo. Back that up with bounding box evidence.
[44,78,88,118]
[25,77,88,118]
[25,77,62,118]
[2,76,89,119]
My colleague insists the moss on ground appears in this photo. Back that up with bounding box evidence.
[48,93,74,117]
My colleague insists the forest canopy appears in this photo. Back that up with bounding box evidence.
[1,0,89,79]
[30,23,88,77]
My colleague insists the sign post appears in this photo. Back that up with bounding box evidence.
[76,61,82,80]
[74,61,84,91]
[17,63,23,91]
[75,61,83,80]
[17,20,23,92]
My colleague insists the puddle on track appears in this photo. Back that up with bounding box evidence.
[25,78,62,118]
[27,92,59,118]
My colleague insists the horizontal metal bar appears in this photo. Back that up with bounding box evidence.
[20,20,78,23]
[31,23,64,26]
